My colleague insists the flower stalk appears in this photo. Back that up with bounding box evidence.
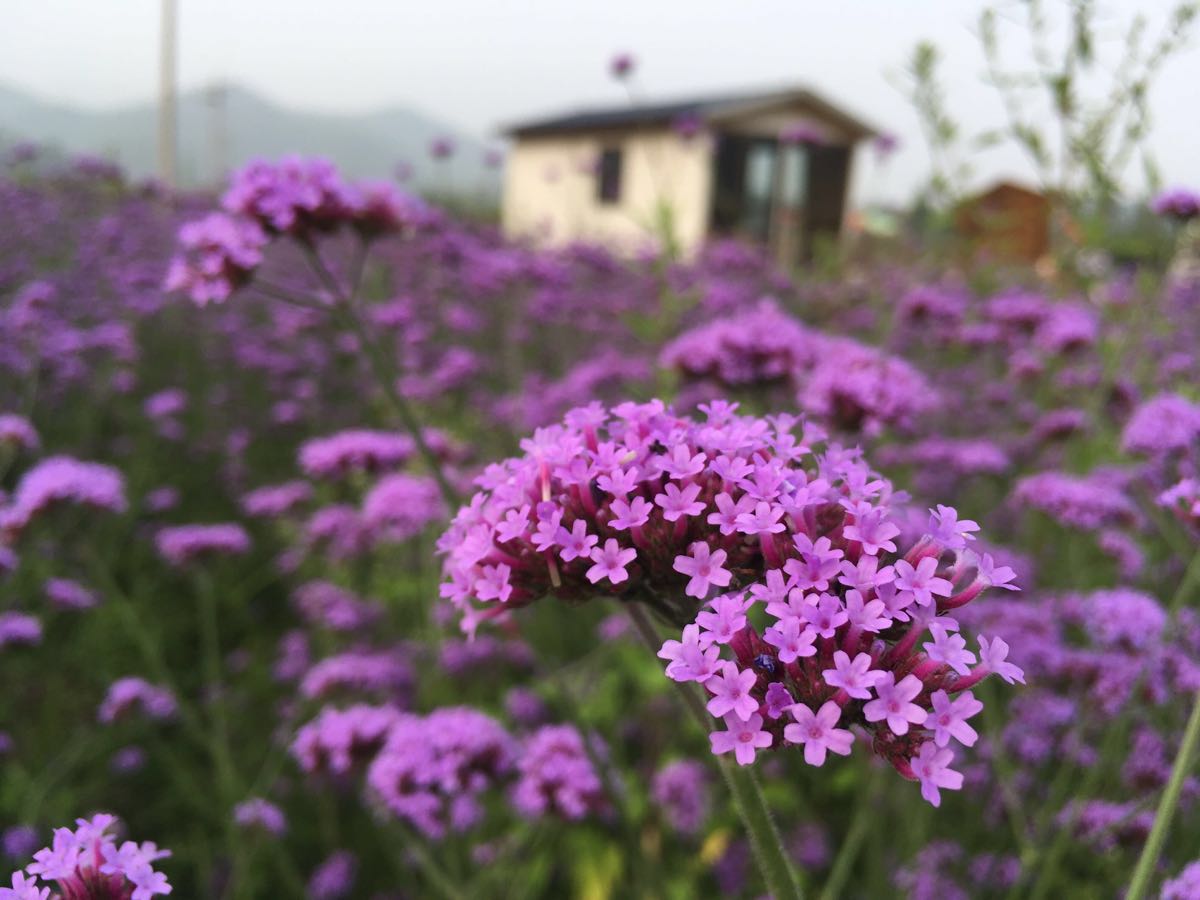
[627,603,804,900]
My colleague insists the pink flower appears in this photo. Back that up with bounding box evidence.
[923,624,976,675]
[863,673,926,736]
[894,558,953,607]
[557,520,598,562]
[822,651,885,699]
[657,625,721,683]
[801,593,848,639]
[928,504,979,549]
[925,690,983,747]
[674,543,732,599]
[475,564,513,603]
[696,593,751,646]
[586,539,637,585]
[909,742,963,807]
[978,636,1025,684]
[707,492,755,536]
[608,496,652,530]
[705,662,759,720]
[762,618,817,663]
[710,713,773,766]
[655,482,705,522]
[784,701,854,766]
[842,508,899,555]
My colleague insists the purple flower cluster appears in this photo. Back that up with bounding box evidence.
[98,678,178,725]
[1121,393,1200,456]
[1,813,170,900]
[1010,471,1137,532]
[510,725,607,821]
[1152,187,1200,221]
[299,650,413,701]
[232,798,287,837]
[651,760,710,835]
[44,578,99,611]
[162,213,267,306]
[1,457,126,537]
[661,304,937,434]
[360,473,444,541]
[0,414,38,451]
[0,613,42,650]
[366,708,515,838]
[291,704,407,776]
[658,299,818,389]
[240,480,313,518]
[298,430,416,479]
[154,524,251,567]
[292,581,383,633]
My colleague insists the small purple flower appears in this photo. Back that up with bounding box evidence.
[784,701,854,766]
[864,673,926,736]
[909,743,963,807]
[674,543,732,599]
[705,662,759,720]
[710,713,772,765]
[822,650,885,699]
[925,690,983,747]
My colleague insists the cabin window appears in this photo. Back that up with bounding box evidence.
[596,147,623,204]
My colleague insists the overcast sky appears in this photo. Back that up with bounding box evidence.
[2,0,1197,203]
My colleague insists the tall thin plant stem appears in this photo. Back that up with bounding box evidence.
[1125,687,1200,900]
[626,603,804,900]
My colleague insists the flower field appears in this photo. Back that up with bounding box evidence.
[1,149,1200,899]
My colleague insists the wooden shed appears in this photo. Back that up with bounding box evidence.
[954,181,1051,264]
[500,86,877,265]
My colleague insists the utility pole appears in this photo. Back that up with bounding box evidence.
[158,0,178,186]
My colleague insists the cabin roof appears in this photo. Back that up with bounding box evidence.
[504,85,878,141]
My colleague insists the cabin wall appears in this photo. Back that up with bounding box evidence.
[501,129,714,255]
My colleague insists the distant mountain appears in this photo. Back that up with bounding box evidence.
[0,82,499,192]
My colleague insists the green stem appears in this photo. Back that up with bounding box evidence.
[818,766,881,900]
[1125,687,1200,900]
[334,303,460,507]
[626,604,803,900]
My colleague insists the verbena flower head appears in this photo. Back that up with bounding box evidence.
[240,481,313,519]
[232,798,287,837]
[290,704,406,776]
[510,725,607,821]
[1121,393,1200,456]
[651,760,710,835]
[439,401,1015,805]
[154,524,250,567]
[0,613,42,650]
[366,708,515,838]
[306,851,357,900]
[4,813,171,900]
[220,156,358,237]
[1162,860,1200,899]
[1152,187,1200,221]
[98,678,177,725]
[1010,471,1136,533]
[1,457,126,538]
[43,578,98,611]
[361,474,444,542]
[298,430,416,479]
[292,581,383,633]
[0,415,38,452]
[163,212,267,305]
[299,650,413,701]
[609,53,635,79]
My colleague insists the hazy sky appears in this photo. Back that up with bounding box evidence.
[2,0,1197,203]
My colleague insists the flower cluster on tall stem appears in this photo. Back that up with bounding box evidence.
[438,400,1021,807]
